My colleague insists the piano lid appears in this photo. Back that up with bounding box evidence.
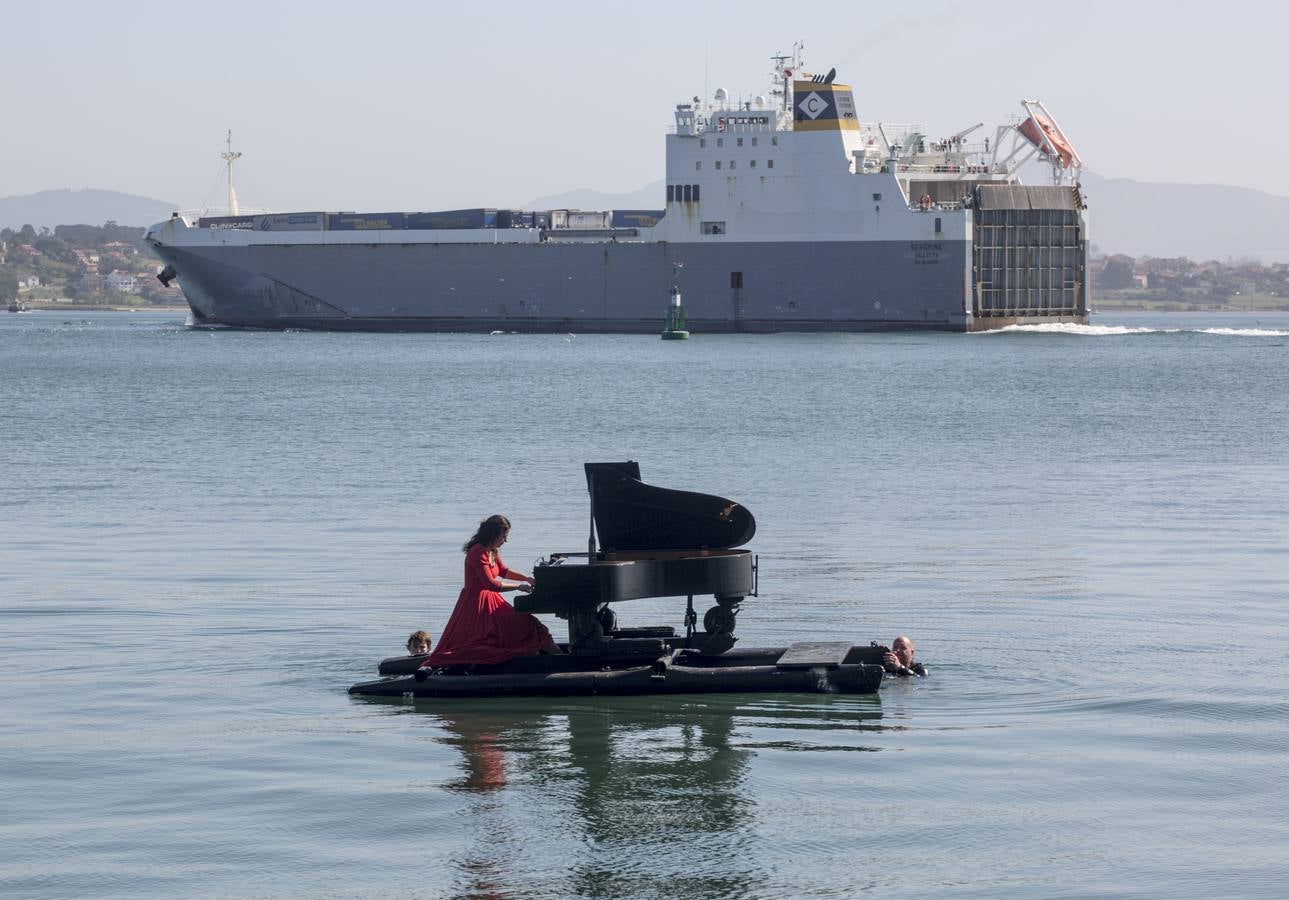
[585,462,756,554]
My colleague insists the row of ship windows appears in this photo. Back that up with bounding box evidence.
[696,160,774,171]
[700,137,778,148]
[668,184,700,202]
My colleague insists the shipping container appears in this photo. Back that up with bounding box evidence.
[252,212,327,232]
[566,211,611,229]
[496,209,528,228]
[611,209,665,228]
[404,208,498,230]
[325,212,406,231]
[198,215,256,230]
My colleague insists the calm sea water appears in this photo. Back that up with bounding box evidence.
[2,309,1287,899]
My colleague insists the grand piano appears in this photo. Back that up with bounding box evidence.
[350,463,885,698]
[515,461,757,655]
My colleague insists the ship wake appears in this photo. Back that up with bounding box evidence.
[982,323,1289,337]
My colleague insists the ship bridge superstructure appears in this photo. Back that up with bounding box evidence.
[661,47,1080,235]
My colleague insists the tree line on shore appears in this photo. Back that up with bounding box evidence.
[0,222,181,306]
[1092,252,1289,309]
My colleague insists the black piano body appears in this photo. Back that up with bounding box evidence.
[515,462,757,651]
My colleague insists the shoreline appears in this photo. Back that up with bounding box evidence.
[23,303,189,313]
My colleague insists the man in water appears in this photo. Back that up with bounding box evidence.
[883,635,927,677]
[406,631,432,657]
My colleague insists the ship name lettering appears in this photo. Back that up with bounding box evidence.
[910,242,944,266]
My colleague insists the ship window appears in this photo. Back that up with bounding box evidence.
[767,159,774,169]
[750,160,757,168]
[935,217,942,233]
[752,137,758,146]
[772,136,779,145]
[667,185,675,202]
[683,184,692,202]
[872,193,882,201]
[717,138,724,148]
[692,184,700,201]
[700,138,706,148]
[715,161,722,170]
[737,137,744,146]
[730,272,743,289]
[696,161,702,171]
[702,221,726,235]
[730,160,736,169]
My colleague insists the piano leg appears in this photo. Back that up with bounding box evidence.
[596,605,618,634]
[568,610,606,649]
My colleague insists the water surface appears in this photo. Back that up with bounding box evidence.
[2,310,1287,897]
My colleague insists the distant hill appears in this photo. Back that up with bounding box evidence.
[528,175,1289,264]
[0,189,176,230]
[1078,172,1289,263]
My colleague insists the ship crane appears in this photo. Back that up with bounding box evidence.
[946,122,984,147]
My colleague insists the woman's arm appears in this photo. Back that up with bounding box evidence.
[472,548,531,593]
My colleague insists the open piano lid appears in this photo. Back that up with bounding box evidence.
[586,462,756,554]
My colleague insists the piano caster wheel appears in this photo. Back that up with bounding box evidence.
[703,605,737,635]
[596,606,618,634]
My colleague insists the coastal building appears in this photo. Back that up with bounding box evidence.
[105,270,138,294]
[71,249,100,272]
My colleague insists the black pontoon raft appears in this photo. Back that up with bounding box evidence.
[349,463,885,699]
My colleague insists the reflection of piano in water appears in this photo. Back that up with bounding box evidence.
[425,694,885,898]
[350,463,885,698]
[429,698,761,897]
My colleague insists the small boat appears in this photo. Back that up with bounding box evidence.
[349,462,886,699]
[7,299,29,313]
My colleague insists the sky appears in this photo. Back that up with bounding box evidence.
[3,0,1285,212]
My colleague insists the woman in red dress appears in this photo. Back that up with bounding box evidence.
[424,515,560,667]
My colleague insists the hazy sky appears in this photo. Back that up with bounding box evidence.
[4,0,1284,212]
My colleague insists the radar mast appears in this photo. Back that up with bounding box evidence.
[220,130,242,215]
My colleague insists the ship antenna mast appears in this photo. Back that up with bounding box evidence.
[220,129,243,215]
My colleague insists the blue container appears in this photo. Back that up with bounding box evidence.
[254,212,326,232]
[404,208,497,230]
[326,212,406,231]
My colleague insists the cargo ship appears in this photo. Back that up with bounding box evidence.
[146,47,1090,333]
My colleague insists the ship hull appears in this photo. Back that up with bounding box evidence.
[153,237,1000,333]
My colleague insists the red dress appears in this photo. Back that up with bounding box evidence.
[425,544,553,666]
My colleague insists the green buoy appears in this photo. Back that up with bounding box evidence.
[661,263,689,340]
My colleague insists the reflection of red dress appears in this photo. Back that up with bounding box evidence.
[425,544,552,666]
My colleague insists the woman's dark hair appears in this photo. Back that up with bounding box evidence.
[464,515,511,552]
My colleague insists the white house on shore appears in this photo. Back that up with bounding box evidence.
[105,270,138,294]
